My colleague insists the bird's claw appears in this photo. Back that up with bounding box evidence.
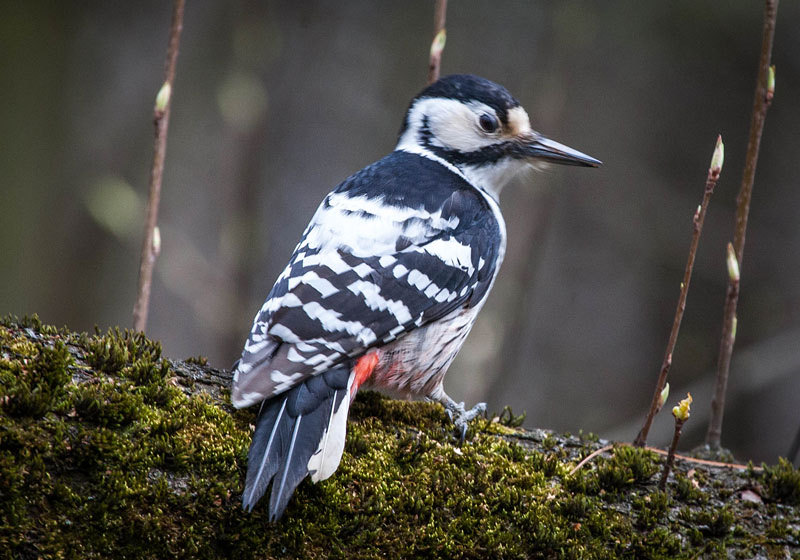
[445,401,487,442]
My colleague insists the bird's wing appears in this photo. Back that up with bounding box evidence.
[231,184,502,408]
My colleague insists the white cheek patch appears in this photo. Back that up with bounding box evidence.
[399,98,500,153]
[428,100,494,152]
[506,106,531,136]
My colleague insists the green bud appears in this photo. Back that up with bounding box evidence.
[710,135,724,174]
[430,29,447,58]
[658,382,670,411]
[767,65,775,97]
[671,393,692,421]
[726,242,739,283]
[155,82,172,113]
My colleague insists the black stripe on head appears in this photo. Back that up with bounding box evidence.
[400,74,521,136]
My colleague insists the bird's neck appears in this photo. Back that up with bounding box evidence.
[394,141,515,203]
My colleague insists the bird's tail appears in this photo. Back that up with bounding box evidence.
[241,365,353,520]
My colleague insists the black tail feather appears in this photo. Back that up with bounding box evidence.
[268,412,310,520]
[242,397,288,512]
[241,365,351,520]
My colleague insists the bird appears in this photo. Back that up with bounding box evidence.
[230,74,601,520]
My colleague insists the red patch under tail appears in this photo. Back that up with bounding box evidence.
[351,351,380,399]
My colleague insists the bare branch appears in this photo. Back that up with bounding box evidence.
[706,0,778,450]
[633,136,724,447]
[133,0,186,333]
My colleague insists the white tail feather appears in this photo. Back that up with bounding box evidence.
[309,372,354,482]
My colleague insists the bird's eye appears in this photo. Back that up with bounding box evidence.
[478,113,499,133]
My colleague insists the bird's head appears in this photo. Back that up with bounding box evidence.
[396,74,600,198]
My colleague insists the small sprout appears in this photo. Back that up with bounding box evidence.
[155,81,172,113]
[672,392,692,422]
[710,135,724,175]
[731,315,737,341]
[726,242,740,283]
[767,65,775,101]
[658,383,670,412]
[430,28,447,59]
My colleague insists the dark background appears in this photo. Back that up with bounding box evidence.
[2,1,799,463]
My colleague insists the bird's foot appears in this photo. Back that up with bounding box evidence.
[444,400,487,442]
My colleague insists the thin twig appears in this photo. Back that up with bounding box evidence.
[706,0,778,450]
[648,448,760,471]
[568,442,761,476]
[633,136,724,447]
[706,244,740,450]
[659,418,685,490]
[427,0,447,85]
[133,0,186,332]
[659,393,691,490]
[568,444,614,476]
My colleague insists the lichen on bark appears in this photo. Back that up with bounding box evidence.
[1,316,798,559]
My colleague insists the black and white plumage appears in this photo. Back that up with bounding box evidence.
[231,74,600,520]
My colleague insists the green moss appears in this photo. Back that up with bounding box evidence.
[73,379,144,427]
[1,317,798,559]
[494,405,526,428]
[185,355,209,366]
[693,506,735,538]
[86,327,162,375]
[765,518,788,539]
[577,429,600,443]
[595,445,659,493]
[633,490,670,530]
[673,473,707,504]
[0,333,72,418]
[761,458,800,505]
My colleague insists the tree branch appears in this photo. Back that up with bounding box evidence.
[633,136,724,447]
[705,0,778,450]
[133,0,186,332]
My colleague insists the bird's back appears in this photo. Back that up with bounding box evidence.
[232,150,506,408]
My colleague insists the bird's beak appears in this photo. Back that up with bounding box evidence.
[522,134,602,167]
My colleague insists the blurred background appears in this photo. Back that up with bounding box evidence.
[2,1,799,464]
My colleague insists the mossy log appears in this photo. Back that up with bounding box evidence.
[1,317,798,559]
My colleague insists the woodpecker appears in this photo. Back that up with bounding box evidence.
[231,74,600,520]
